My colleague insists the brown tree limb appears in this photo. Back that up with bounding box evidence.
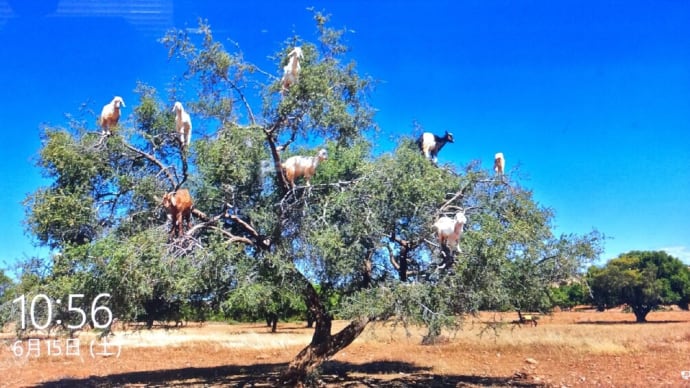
[263,122,290,195]
[282,275,372,384]
[123,142,178,189]
[227,78,256,126]
[386,245,400,270]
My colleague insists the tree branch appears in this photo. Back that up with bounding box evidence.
[123,142,177,189]
[264,123,290,195]
[386,245,400,270]
[227,78,256,126]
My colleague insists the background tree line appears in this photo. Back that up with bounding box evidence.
[5,248,689,331]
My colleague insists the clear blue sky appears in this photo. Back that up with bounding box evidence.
[1,0,688,272]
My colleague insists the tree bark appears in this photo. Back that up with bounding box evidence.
[266,313,278,332]
[632,305,650,323]
[281,280,371,384]
[282,316,370,384]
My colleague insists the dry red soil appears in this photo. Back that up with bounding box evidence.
[2,308,690,387]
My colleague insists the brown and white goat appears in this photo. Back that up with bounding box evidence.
[161,188,193,238]
[281,47,304,92]
[494,152,505,176]
[98,96,125,136]
[281,148,328,188]
[433,209,467,253]
[172,101,192,147]
[416,131,454,164]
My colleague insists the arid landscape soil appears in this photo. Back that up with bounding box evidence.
[2,308,690,387]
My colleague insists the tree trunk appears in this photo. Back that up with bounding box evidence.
[281,280,370,384]
[282,317,370,384]
[361,250,373,288]
[632,305,650,322]
[266,312,278,332]
[399,245,408,282]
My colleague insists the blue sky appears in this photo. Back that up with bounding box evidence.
[1,0,688,272]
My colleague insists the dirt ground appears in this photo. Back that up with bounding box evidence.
[2,308,690,387]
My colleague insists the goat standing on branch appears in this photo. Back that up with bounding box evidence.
[416,131,454,164]
[161,188,194,239]
[494,152,505,176]
[172,101,192,148]
[281,47,304,92]
[281,148,328,189]
[433,209,467,253]
[98,96,125,136]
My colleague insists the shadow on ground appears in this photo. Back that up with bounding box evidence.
[34,360,544,387]
[575,320,686,325]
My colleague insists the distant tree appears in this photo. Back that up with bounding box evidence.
[0,270,12,301]
[20,12,604,384]
[550,282,588,310]
[0,270,15,327]
[223,280,307,332]
[588,251,690,322]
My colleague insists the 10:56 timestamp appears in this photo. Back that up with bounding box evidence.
[12,293,113,330]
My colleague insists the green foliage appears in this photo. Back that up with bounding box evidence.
[549,282,588,309]
[0,270,15,327]
[17,12,604,379]
[588,250,690,321]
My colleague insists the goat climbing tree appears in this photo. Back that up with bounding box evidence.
[20,12,604,384]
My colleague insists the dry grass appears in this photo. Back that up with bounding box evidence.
[355,310,690,355]
[2,309,690,387]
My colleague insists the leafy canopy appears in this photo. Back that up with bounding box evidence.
[588,250,690,322]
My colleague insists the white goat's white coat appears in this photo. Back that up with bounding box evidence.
[172,101,192,147]
[433,210,467,252]
[98,96,125,135]
[281,47,304,92]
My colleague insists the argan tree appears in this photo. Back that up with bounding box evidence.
[588,250,690,322]
[21,13,603,384]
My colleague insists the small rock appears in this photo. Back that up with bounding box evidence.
[525,357,538,365]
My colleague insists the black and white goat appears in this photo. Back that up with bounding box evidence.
[416,131,454,164]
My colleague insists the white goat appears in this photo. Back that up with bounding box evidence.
[98,96,125,135]
[494,152,505,176]
[416,131,454,164]
[281,148,328,188]
[172,101,192,147]
[433,210,467,253]
[281,47,304,92]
